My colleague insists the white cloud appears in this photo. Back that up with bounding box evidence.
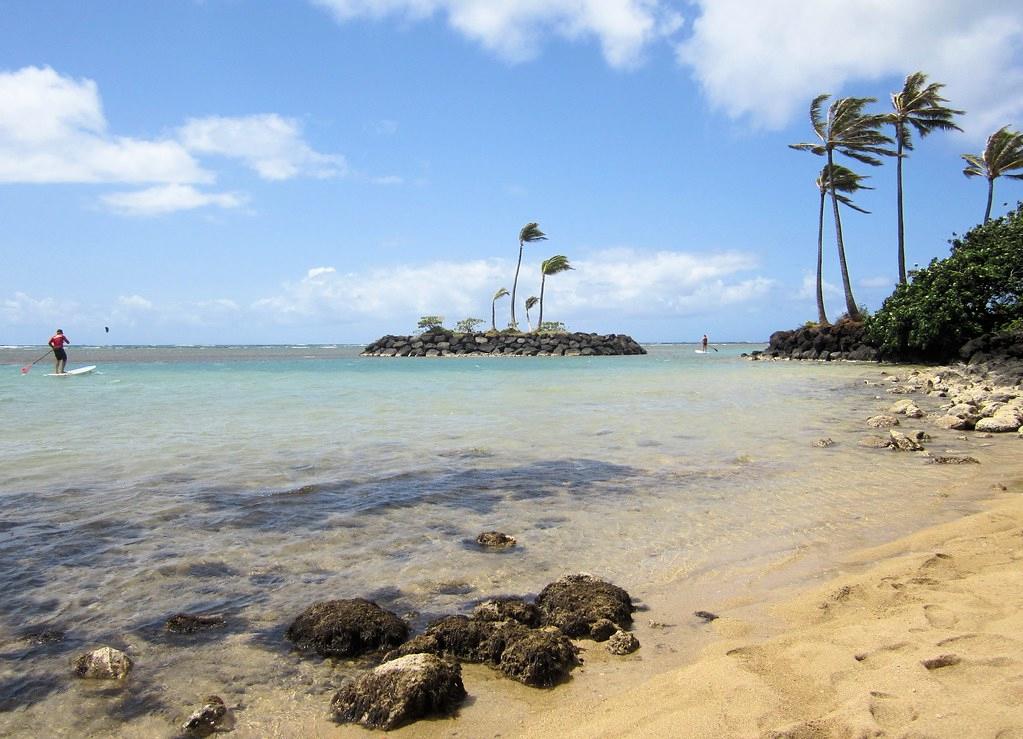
[677,0,1023,138]
[253,248,769,325]
[798,272,841,300]
[118,295,154,311]
[858,275,895,290]
[313,0,684,67]
[179,114,345,180]
[0,66,209,184]
[2,291,76,323]
[100,184,246,216]
[307,266,337,279]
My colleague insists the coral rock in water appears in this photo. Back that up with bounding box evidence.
[181,695,233,737]
[476,531,517,548]
[71,646,133,680]
[536,573,635,637]
[498,628,580,687]
[331,653,466,730]
[286,598,409,658]
[607,630,640,655]
[166,613,227,634]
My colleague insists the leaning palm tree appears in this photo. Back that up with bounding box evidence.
[889,72,964,283]
[511,222,547,330]
[491,287,509,331]
[524,296,539,331]
[813,164,873,325]
[962,126,1023,223]
[536,255,573,331]
[791,95,894,320]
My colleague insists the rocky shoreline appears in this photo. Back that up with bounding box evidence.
[362,329,646,357]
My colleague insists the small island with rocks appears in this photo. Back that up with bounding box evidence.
[362,328,646,357]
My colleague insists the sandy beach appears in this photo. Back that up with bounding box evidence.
[519,486,1023,738]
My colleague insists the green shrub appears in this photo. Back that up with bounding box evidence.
[455,318,485,333]
[867,203,1023,359]
[416,315,445,331]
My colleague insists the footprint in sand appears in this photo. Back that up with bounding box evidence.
[924,604,959,629]
[869,690,919,728]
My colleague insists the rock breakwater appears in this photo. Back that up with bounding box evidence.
[362,329,646,357]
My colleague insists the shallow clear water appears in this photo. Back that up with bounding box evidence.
[0,344,1009,736]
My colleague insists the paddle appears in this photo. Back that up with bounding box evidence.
[21,350,51,374]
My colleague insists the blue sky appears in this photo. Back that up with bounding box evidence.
[2,1,1022,345]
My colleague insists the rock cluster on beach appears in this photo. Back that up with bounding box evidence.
[283,573,638,730]
[877,362,1023,438]
[362,328,646,357]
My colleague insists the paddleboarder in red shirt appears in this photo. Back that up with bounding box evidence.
[48,329,70,375]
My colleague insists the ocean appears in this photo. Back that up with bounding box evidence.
[0,344,1011,736]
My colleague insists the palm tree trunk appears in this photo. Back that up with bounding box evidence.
[510,242,523,328]
[896,133,907,284]
[537,275,546,332]
[491,301,497,332]
[984,178,994,223]
[828,150,860,320]
[816,189,829,325]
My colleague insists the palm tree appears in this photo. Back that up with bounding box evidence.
[524,296,539,331]
[490,287,509,331]
[962,126,1023,223]
[814,164,872,325]
[889,72,963,284]
[511,222,547,330]
[537,255,573,331]
[791,95,894,320]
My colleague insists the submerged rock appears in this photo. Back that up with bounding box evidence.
[475,531,517,549]
[286,599,408,658]
[606,630,640,656]
[166,613,227,634]
[72,646,133,680]
[181,695,233,737]
[926,455,980,465]
[536,574,634,637]
[866,414,900,429]
[498,628,579,687]
[889,430,925,452]
[330,653,466,730]
[858,435,894,449]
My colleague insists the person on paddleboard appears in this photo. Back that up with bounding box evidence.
[48,329,70,375]
[701,334,708,352]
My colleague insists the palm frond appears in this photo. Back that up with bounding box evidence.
[493,287,509,301]
[890,71,964,148]
[519,223,547,244]
[962,126,1023,179]
[541,255,573,275]
[525,296,539,310]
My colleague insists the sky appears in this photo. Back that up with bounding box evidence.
[2,0,1022,345]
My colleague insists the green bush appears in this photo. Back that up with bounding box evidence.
[455,318,485,333]
[416,315,445,331]
[538,321,568,334]
[867,203,1023,359]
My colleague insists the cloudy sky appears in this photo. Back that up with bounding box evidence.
[2,0,1022,344]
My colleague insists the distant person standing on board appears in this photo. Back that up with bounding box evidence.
[49,329,70,374]
[701,334,708,352]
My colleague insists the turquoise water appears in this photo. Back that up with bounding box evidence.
[0,344,1006,735]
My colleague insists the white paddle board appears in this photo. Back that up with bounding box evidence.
[694,350,707,354]
[47,365,96,376]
